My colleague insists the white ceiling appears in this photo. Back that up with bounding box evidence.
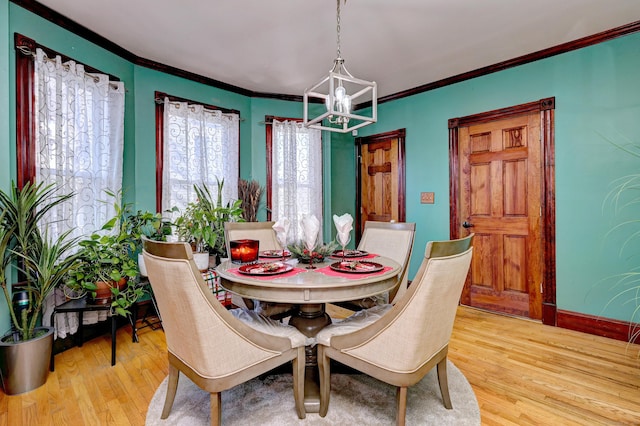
[36,0,640,99]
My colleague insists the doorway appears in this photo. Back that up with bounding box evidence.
[449,98,556,324]
[355,129,406,240]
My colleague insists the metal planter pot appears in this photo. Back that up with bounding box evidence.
[0,326,54,395]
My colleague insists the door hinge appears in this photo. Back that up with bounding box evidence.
[540,282,543,293]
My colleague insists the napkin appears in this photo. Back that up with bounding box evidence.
[272,217,290,248]
[301,215,320,251]
[333,213,353,247]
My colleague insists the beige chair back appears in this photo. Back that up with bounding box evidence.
[142,239,294,381]
[357,221,416,303]
[224,221,281,257]
[318,234,473,423]
[331,235,473,374]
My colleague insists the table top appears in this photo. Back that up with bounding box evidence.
[216,256,401,304]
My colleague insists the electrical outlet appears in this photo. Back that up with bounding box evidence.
[420,192,435,204]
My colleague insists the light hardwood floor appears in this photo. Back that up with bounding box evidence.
[0,306,638,425]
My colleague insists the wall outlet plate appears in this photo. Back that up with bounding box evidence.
[420,192,435,204]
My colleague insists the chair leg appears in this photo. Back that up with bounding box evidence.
[436,358,452,409]
[210,392,221,426]
[161,364,180,419]
[318,346,330,418]
[396,386,408,426]
[292,348,306,419]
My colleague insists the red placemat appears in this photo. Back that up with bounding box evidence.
[316,265,393,279]
[227,266,306,281]
[329,252,379,260]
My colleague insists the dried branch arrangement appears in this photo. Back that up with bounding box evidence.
[238,179,264,222]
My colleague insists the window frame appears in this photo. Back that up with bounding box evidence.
[264,115,323,223]
[15,33,120,188]
[154,91,241,213]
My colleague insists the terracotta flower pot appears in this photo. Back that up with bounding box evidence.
[92,278,127,305]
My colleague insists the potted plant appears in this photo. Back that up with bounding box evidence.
[0,181,79,395]
[65,190,143,317]
[172,179,244,268]
[126,209,171,276]
[172,196,218,271]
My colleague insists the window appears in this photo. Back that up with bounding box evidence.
[266,117,323,242]
[155,92,240,218]
[15,34,125,242]
[15,34,126,339]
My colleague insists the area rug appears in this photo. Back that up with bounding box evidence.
[146,361,480,425]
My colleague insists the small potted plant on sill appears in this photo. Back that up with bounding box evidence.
[0,181,80,395]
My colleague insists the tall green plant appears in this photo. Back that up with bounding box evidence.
[602,138,640,348]
[173,179,244,258]
[0,182,78,341]
[196,179,244,257]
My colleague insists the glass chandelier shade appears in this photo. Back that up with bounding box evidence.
[303,0,377,134]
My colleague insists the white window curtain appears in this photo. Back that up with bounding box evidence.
[33,48,126,338]
[271,119,323,243]
[162,98,240,218]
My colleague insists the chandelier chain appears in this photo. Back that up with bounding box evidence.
[336,0,341,59]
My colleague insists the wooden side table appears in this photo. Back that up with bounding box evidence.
[49,296,116,371]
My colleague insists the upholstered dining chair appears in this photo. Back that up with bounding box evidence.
[316,234,474,426]
[336,221,416,310]
[142,238,307,425]
[224,221,296,318]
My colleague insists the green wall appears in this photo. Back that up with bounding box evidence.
[1,1,639,334]
[333,33,640,322]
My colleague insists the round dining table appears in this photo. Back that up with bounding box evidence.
[216,255,401,414]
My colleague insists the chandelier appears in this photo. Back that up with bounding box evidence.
[303,0,377,134]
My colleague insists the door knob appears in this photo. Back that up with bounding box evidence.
[462,221,474,228]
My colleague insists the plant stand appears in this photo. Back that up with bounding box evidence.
[49,295,116,371]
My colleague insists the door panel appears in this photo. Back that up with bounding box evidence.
[459,113,542,319]
[356,129,406,239]
[361,140,397,225]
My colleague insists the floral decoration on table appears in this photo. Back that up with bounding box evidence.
[288,240,339,264]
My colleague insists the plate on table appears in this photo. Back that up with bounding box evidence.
[259,250,291,258]
[238,262,293,276]
[331,249,369,258]
[330,260,384,274]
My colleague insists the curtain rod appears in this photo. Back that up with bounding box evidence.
[154,97,244,120]
[17,45,123,91]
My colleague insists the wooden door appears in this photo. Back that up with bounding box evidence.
[356,129,406,239]
[454,106,551,320]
